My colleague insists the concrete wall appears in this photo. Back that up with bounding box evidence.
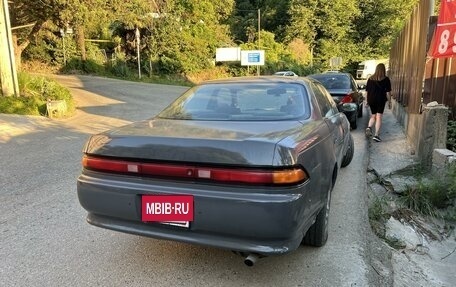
[432,149,456,174]
[392,99,449,169]
[417,105,449,168]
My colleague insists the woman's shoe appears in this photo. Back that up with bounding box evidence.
[373,135,382,142]
[365,127,373,138]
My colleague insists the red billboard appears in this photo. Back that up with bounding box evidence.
[428,0,456,58]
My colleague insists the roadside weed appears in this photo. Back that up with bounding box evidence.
[369,196,389,222]
[400,163,456,217]
[400,182,438,217]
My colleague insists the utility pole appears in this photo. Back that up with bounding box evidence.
[60,29,66,66]
[135,27,141,79]
[0,0,19,96]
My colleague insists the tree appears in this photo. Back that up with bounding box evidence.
[9,0,152,67]
[10,0,421,76]
[283,0,360,68]
[8,0,64,68]
[353,0,420,58]
[146,0,235,74]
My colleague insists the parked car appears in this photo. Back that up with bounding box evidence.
[307,73,364,129]
[77,77,354,265]
[274,71,299,77]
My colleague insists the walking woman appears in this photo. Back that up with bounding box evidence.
[365,63,392,142]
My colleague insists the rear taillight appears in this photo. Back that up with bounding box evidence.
[82,155,308,185]
[340,95,353,104]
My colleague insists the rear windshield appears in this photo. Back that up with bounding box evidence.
[308,74,351,90]
[158,83,310,121]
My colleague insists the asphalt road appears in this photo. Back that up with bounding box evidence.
[0,75,383,286]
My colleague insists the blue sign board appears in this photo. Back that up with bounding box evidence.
[240,50,265,66]
[248,53,260,63]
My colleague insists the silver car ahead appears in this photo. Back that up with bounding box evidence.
[274,71,299,77]
[77,77,354,260]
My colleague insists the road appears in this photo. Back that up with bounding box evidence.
[0,75,385,286]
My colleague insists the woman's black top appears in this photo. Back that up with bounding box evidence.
[366,77,391,106]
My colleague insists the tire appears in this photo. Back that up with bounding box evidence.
[341,133,354,167]
[350,118,357,130]
[302,186,331,247]
[357,103,363,118]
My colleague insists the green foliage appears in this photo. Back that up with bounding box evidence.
[369,196,389,222]
[443,206,456,222]
[107,60,132,78]
[22,42,53,63]
[447,120,456,152]
[145,0,235,74]
[447,163,456,198]
[353,0,420,58]
[400,163,456,216]
[15,0,421,78]
[401,182,438,216]
[0,73,74,116]
[0,96,43,115]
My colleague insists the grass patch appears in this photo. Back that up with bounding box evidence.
[369,196,390,222]
[0,95,43,115]
[0,72,75,117]
[368,195,390,238]
[399,163,456,217]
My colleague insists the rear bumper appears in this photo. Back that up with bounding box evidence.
[77,172,315,255]
[344,110,357,122]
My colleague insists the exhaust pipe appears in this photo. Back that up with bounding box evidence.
[244,253,259,267]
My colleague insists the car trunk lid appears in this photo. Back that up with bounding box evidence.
[83,118,309,166]
[326,88,351,104]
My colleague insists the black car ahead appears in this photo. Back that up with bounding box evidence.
[308,73,364,129]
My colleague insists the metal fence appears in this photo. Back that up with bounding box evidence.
[390,0,456,119]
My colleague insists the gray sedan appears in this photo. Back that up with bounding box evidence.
[77,77,354,265]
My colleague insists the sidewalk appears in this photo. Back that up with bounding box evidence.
[366,105,416,178]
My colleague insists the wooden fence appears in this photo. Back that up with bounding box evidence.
[390,0,456,119]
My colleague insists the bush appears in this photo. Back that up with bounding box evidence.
[61,58,105,75]
[448,120,456,152]
[447,163,456,198]
[106,59,133,78]
[0,72,75,117]
[158,56,184,75]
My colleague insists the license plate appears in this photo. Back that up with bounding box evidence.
[141,195,194,224]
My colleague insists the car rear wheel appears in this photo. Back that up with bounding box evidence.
[357,103,363,118]
[302,186,331,247]
[341,133,354,167]
[350,118,357,129]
